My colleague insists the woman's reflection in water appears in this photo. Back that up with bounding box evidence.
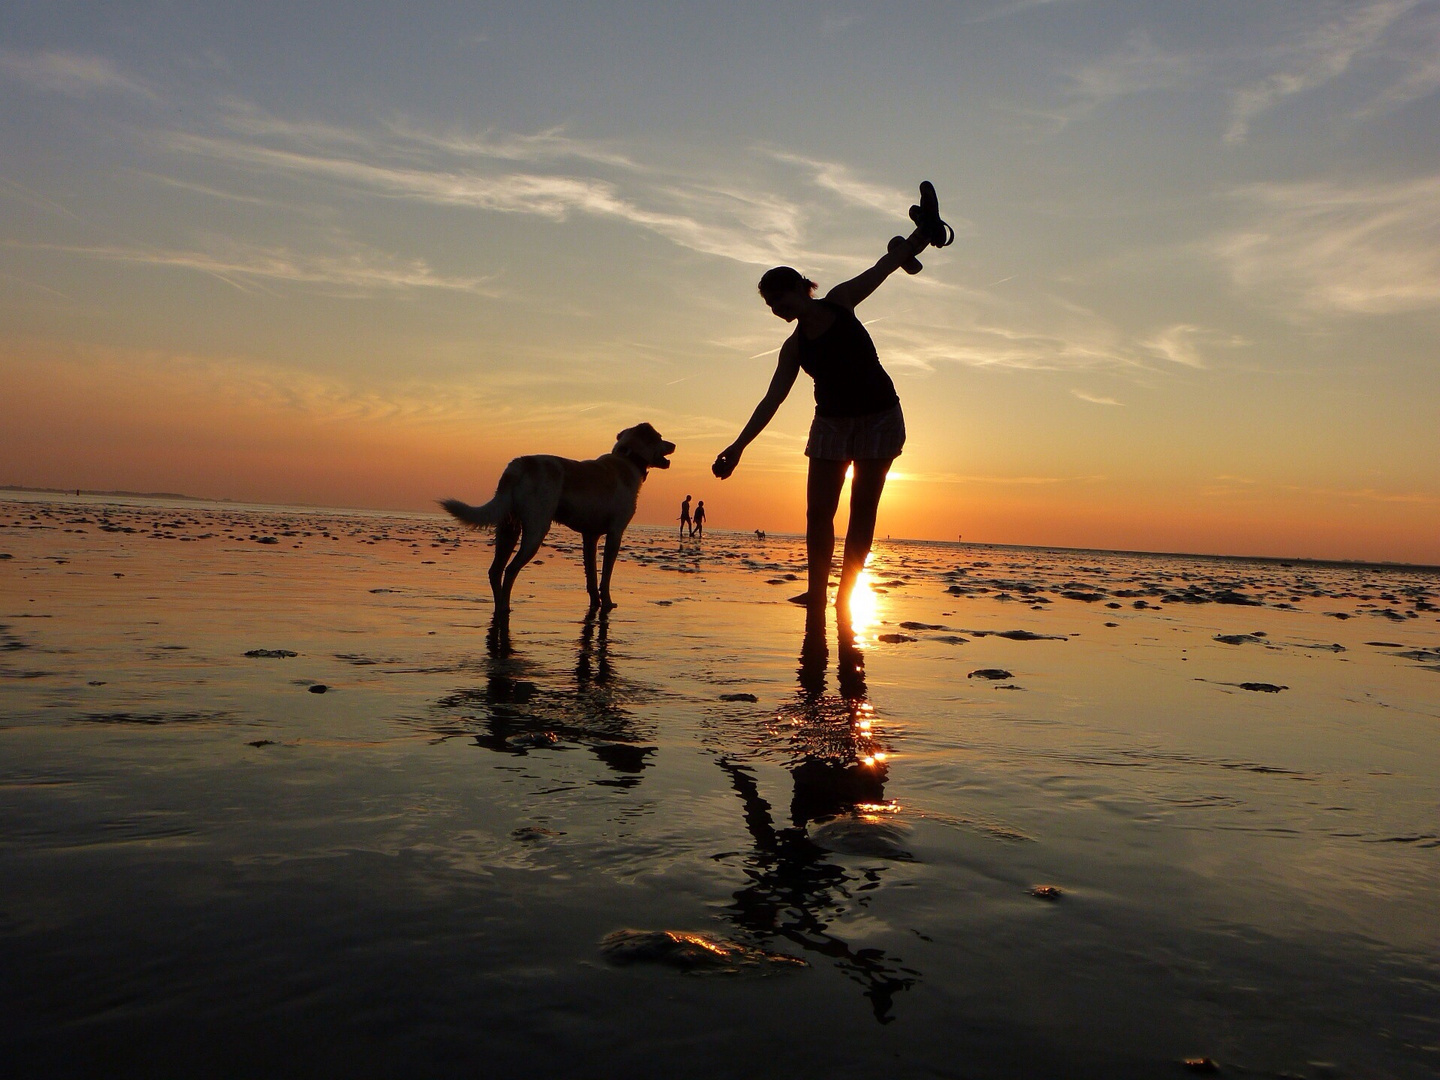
[718,610,918,1024]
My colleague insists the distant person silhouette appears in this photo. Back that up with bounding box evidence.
[692,500,706,538]
[679,494,692,537]
[712,182,953,617]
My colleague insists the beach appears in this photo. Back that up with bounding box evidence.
[1,491,1436,1078]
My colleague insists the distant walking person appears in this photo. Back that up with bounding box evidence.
[692,500,706,538]
[679,494,692,537]
[712,182,953,617]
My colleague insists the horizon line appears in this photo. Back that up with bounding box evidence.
[4,484,1437,574]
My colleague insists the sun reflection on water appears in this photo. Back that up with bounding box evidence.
[844,567,880,637]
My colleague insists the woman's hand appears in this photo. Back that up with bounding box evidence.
[712,445,742,479]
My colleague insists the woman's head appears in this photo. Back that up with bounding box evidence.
[758,266,817,320]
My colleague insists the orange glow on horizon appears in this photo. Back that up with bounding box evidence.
[3,342,1436,565]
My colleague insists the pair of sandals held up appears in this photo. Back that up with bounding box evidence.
[888,180,954,275]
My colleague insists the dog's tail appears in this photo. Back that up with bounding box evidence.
[439,495,508,531]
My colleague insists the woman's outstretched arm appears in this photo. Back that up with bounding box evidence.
[712,340,802,479]
[824,227,929,310]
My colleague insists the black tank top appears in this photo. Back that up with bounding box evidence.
[795,301,900,418]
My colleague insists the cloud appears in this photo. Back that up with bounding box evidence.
[901,470,1108,485]
[10,237,500,296]
[0,50,154,99]
[1204,475,1440,506]
[1071,389,1123,405]
[1213,174,1440,314]
[1225,0,1421,143]
[1350,3,1440,119]
[1138,324,1246,368]
[1067,32,1196,109]
[966,0,1076,25]
[764,150,914,215]
[164,130,812,266]
[384,121,641,169]
[821,12,865,35]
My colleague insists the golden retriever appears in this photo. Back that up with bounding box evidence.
[441,423,675,614]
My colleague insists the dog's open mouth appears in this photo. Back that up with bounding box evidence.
[653,442,676,469]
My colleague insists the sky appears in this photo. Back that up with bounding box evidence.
[2,0,1438,563]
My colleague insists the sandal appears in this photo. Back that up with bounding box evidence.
[888,235,923,274]
[908,180,954,249]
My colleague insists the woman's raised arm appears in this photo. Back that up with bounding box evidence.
[824,229,927,310]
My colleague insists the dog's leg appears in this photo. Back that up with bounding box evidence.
[598,528,624,611]
[499,519,548,610]
[581,532,602,611]
[490,519,520,613]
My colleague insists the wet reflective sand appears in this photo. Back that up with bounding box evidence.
[2,494,1436,1078]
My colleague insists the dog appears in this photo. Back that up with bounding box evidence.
[441,423,675,614]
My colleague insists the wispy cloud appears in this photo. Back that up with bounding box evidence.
[1067,32,1196,110]
[163,129,812,266]
[1225,0,1421,143]
[0,176,80,219]
[901,470,1108,485]
[1205,475,1440,506]
[0,50,154,99]
[1071,389,1123,405]
[966,0,1076,25]
[1350,2,1440,119]
[1138,324,1246,368]
[1213,174,1440,314]
[10,238,500,296]
[764,150,914,216]
[383,121,641,169]
[821,11,865,35]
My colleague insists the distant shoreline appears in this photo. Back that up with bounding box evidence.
[2,484,229,502]
[3,485,1436,572]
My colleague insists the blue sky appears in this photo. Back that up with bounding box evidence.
[3,1,1438,559]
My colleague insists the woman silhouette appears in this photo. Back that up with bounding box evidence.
[712,183,952,616]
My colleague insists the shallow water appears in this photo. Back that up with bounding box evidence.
[2,493,1437,1078]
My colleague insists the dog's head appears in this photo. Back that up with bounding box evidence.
[614,423,675,470]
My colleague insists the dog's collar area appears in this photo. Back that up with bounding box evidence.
[612,446,653,472]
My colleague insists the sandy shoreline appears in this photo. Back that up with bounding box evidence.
[2,494,1437,1077]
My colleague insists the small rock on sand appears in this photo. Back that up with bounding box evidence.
[505,731,560,749]
[877,633,917,643]
[1239,682,1287,693]
[1030,885,1063,900]
[307,684,328,694]
[968,668,1014,680]
[245,648,297,658]
[719,692,759,703]
[512,826,562,842]
[599,929,805,973]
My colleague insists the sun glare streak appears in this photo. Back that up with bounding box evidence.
[845,565,879,637]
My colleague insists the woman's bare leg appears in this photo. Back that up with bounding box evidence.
[799,458,848,612]
[836,458,893,616]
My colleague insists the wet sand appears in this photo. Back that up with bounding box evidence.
[2,493,1437,1078]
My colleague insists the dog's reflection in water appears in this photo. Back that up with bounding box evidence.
[435,610,657,786]
[718,613,918,1024]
